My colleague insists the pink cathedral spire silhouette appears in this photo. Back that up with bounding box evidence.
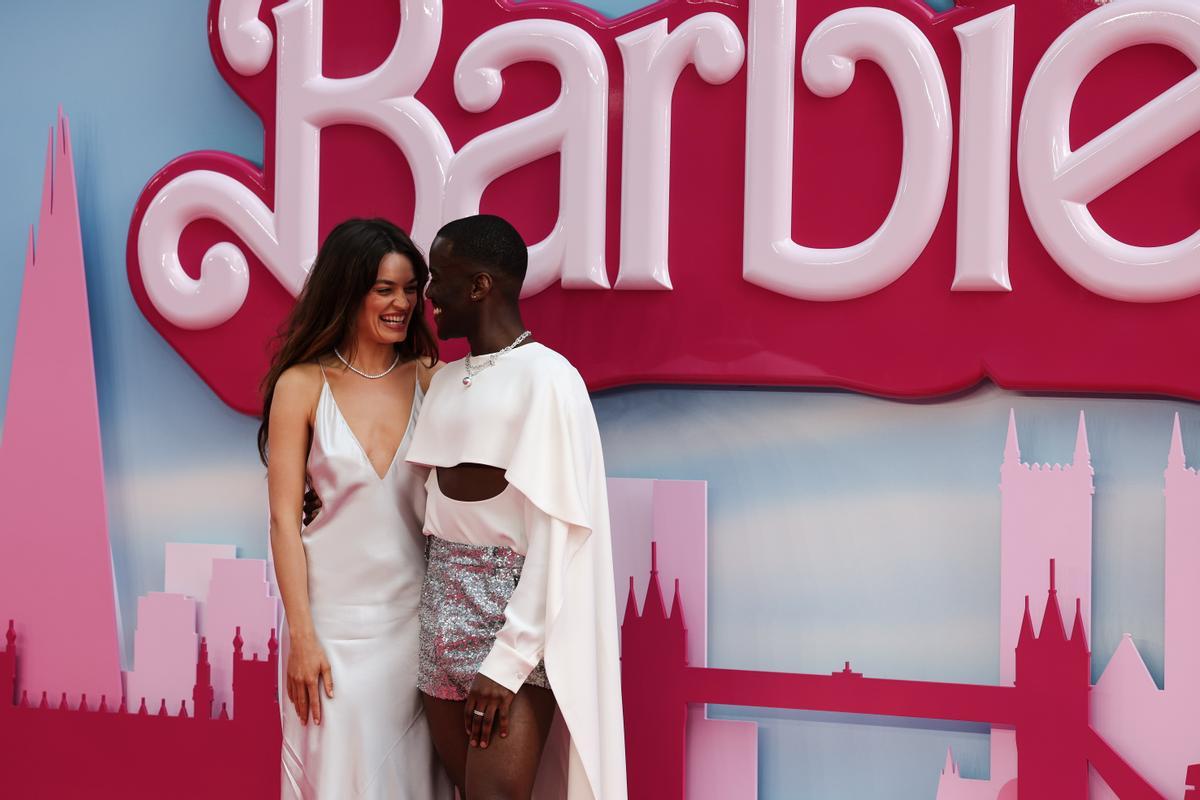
[940,411,1200,799]
[1088,412,1200,798]
[940,410,1095,799]
[0,112,123,704]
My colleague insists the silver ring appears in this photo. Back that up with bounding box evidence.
[472,709,485,717]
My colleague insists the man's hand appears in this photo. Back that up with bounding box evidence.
[464,673,515,749]
[302,477,322,526]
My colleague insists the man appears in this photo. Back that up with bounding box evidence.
[404,214,626,800]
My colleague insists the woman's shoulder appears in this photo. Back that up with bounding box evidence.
[273,362,325,409]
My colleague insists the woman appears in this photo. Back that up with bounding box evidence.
[259,218,448,799]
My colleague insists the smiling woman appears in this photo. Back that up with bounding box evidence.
[256,218,449,799]
[257,219,438,459]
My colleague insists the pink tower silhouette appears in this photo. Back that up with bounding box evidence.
[1000,410,1094,686]
[939,410,1093,799]
[1163,415,1200,707]
[0,113,122,704]
[1014,562,1091,798]
[940,411,1200,798]
[1089,413,1200,798]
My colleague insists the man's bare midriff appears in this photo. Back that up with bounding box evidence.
[435,463,508,501]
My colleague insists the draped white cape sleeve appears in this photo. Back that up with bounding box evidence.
[406,343,627,800]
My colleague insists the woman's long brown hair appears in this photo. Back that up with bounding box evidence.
[257,218,438,464]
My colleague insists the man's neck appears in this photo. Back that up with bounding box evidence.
[467,306,529,355]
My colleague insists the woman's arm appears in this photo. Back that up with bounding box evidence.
[267,365,332,726]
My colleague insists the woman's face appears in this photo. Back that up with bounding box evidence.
[352,251,419,346]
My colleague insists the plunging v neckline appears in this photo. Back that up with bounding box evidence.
[322,379,417,482]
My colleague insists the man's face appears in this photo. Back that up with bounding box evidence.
[426,237,476,341]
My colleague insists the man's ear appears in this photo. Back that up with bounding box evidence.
[470,271,494,301]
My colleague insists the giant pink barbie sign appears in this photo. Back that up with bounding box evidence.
[128,0,1200,414]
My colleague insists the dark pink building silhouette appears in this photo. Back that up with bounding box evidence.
[0,620,281,798]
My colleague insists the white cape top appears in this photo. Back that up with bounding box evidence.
[407,343,627,800]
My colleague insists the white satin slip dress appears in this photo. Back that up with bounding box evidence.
[281,373,447,799]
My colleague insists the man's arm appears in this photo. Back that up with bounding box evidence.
[466,497,555,747]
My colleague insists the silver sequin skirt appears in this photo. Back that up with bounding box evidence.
[417,536,550,701]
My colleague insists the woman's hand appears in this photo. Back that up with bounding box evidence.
[464,674,515,748]
[286,634,334,726]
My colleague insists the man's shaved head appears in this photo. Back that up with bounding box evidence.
[434,214,527,296]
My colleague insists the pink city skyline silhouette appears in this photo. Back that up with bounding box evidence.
[2,112,1197,799]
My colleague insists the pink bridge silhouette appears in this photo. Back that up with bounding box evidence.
[621,549,1170,800]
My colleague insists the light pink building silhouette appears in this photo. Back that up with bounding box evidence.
[203,558,278,715]
[940,409,1094,799]
[164,542,237,639]
[1088,414,1200,799]
[125,593,199,716]
[1000,410,1095,687]
[939,411,1200,799]
[608,478,758,800]
[122,547,279,718]
[937,748,1011,800]
[0,113,123,704]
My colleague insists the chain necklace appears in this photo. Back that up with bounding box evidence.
[334,348,401,379]
[463,330,531,387]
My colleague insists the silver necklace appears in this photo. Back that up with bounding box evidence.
[463,331,531,387]
[334,348,401,379]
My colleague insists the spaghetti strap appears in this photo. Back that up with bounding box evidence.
[318,359,329,384]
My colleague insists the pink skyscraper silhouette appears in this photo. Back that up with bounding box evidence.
[0,113,123,704]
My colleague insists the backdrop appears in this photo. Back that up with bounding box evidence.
[0,1,1188,797]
